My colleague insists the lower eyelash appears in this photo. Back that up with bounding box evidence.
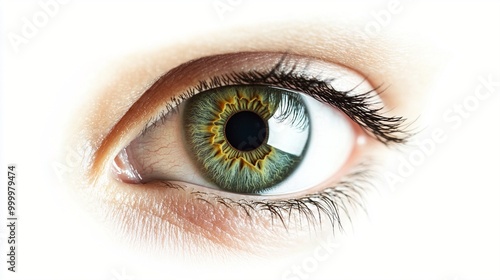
[158,162,374,234]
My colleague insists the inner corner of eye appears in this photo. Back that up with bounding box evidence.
[112,146,143,184]
[111,83,361,197]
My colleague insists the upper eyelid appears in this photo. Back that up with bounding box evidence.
[144,56,410,143]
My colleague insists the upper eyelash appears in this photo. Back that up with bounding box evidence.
[144,54,411,145]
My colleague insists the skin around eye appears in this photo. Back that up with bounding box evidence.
[81,52,406,257]
[7,0,498,278]
[52,11,447,260]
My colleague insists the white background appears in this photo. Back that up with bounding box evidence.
[1,0,499,279]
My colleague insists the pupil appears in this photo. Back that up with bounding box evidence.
[225,111,267,151]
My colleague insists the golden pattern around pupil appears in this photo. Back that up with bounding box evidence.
[209,89,276,170]
[183,85,306,193]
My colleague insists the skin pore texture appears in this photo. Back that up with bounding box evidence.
[3,1,498,279]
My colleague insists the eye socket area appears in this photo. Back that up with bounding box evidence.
[86,52,408,255]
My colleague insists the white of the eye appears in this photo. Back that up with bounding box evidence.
[267,106,309,156]
[259,94,355,195]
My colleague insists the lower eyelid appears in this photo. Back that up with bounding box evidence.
[100,155,375,256]
[100,180,308,254]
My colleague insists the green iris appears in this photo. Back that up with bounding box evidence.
[183,85,310,193]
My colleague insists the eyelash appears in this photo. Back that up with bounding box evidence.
[158,162,374,232]
[144,55,411,144]
[135,54,410,232]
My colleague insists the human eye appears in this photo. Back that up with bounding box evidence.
[89,52,410,254]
